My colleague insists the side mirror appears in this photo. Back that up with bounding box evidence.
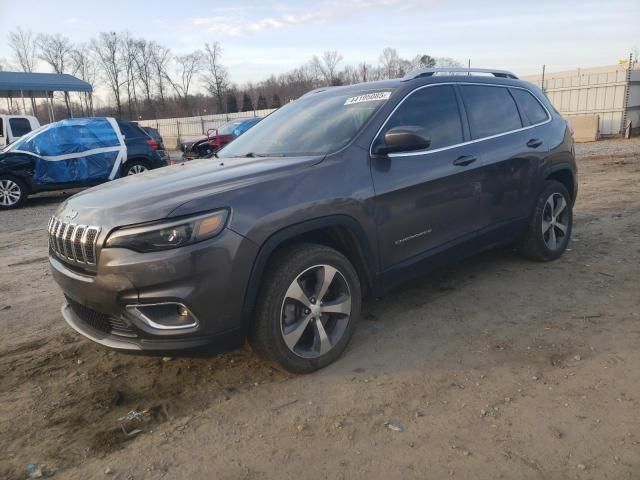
[373,126,431,155]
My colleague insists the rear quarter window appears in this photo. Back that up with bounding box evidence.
[460,85,523,139]
[510,88,549,125]
[9,117,33,137]
[119,122,147,139]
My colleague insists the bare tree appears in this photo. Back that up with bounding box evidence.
[434,57,462,68]
[8,28,39,114]
[70,44,97,115]
[91,32,124,116]
[167,51,203,110]
[411,54,436,69]
[9,28,38,72]
[311,50,343,85]
[133,39,155,117]
[202,42,229,113]
[37,33,73,115]
[379,47,401,79]
[149,42,171,108]
[122,32,140,119]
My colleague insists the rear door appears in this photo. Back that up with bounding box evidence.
[370,84,486,269]
[458,84,546,232]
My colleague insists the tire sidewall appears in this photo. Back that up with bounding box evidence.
[257,246,362,373]
[532,181,573,260]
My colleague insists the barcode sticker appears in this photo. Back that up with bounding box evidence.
[344,91,392,105]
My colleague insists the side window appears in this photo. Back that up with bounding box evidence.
[510,88,549,125]
[118,122,145,138]
[383,85,463,151]
[9,118,33,137]
[460,85,522,139]
[0,118,4,137]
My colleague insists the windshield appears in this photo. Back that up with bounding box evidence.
[217,120,245,136]
[4,124,50,152]
[218,89,393,158]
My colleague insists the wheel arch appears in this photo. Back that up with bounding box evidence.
[545,166,576,204]
[241,215,376,325]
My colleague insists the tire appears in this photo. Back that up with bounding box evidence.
[122,159,150,176]
[249,243,362,373]
[519,180,573,261]
[0,175,28,209]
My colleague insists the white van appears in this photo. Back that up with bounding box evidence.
[0,115,40,150]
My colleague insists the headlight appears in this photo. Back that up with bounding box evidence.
[105,210,228,252]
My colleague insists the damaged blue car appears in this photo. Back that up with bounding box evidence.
[0,117,168,209]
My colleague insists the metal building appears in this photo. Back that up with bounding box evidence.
[523,64,640,137]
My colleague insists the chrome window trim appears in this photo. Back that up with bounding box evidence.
[369,82,553,159]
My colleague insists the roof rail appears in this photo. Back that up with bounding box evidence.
[402,67,519,81]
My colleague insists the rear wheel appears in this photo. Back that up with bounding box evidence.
[520,180,573,261]
[123,160,149,176]
[249,243,362,373]
[0,176,28,209]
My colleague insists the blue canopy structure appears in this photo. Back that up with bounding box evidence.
[0,71,93,121]
[0,72,92,98]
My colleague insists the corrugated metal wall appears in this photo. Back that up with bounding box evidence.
[523,65,638,136]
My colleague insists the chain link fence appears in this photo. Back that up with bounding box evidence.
[137,109,276,149]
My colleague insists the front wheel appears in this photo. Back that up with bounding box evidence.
[249,243,362,373]
[520,180,573,261]
[0,176,28,209]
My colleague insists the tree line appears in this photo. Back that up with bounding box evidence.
[2,28,461,121]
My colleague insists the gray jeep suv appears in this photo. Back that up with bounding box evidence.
[49,68,577,373]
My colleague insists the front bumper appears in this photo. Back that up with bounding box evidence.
[61,301,244,352]
[50,227,258,353]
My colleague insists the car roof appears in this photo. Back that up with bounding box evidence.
[303,68,534,99]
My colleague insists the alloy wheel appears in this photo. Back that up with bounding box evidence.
[280,264,352,359]
[542,192,569,250]
[127,164,148,175]
[0,179,22,207]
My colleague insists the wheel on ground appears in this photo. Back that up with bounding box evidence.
[0,176,28,209]
[123,160,149,176]
[520,180,573,261]
[249,243,362,373]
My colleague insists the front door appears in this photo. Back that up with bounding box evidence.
[370,84,485,269]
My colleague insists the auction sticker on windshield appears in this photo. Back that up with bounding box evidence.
[344,91,392,105]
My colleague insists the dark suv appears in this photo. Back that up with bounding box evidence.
[49,68,577,373]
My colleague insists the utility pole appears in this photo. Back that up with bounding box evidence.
[541,64,546,92]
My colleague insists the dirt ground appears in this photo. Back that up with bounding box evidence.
[1,139,639,480]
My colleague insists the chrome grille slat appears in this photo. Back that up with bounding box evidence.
[54,220,64,254]
[48,216,100,266]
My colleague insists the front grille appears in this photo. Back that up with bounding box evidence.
[66,297,137,337]
[48,216,100,266]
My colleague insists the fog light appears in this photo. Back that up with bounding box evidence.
[126,302,198,331]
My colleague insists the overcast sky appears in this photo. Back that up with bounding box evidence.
[1,0,638,87]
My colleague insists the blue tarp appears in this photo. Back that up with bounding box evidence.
[7,118,125,184]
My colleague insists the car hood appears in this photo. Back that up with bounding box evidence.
[180,135,207,148]
[56,155,323,229]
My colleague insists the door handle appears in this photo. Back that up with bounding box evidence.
[527,138,543,148]
[453,155,477,167]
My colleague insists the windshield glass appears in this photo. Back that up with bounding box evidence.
[218,89,393,158]
[217,120,244,136]
[4,124,49,152]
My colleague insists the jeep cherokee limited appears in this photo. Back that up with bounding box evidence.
[48,68,577,373]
